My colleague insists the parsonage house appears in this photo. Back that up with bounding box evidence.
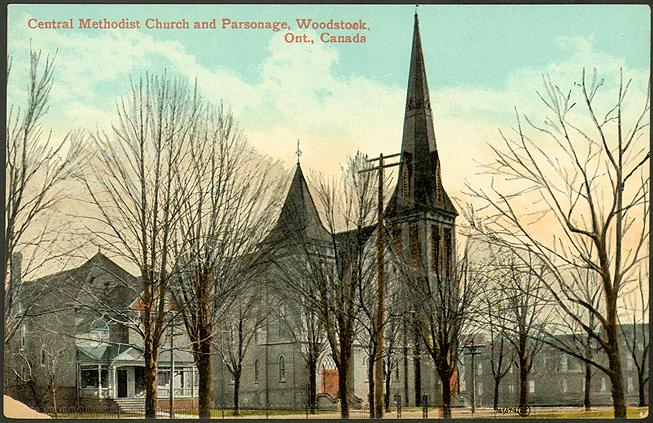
[5,252,200,411]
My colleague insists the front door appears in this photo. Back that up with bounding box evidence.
[117,369,128,398]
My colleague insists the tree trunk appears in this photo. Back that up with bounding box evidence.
[637,371,646,407]
[338,362,350,418]
[440,370,452,419]
[518,357,528,410]
[144,346,158,418]
[384,368,391,412]
[493,378,500,410]
[367,360,374,418]
[308,356,317,414]
[197,340,213,419]
[584,362,592,410]
[414,331,421,407]
[51,387,57,415]
[233,369,241,416]
[606,319,626,418]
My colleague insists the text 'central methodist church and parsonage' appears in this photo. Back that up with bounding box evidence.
[4,14,647,414]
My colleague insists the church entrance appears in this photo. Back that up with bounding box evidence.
[320,369,339,397]
[319,356,339,398]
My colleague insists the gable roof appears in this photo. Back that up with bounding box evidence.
[21,252,139,316]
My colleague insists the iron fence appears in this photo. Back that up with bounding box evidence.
[35,402,446,419]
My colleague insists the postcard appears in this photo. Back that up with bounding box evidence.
[3,4,649,420]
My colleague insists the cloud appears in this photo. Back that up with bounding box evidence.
[7,23,649,199]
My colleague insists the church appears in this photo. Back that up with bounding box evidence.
[214,12,458,410]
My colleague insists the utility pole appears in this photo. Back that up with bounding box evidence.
[360,152,401,419]
[169,307,175,418]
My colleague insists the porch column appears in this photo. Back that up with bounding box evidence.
[97,365,102,397]
[112,367,117,398]
[191,369,195,397]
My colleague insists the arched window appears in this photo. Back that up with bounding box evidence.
[90,318,109,331]
[278,355,286,382]
[254,359,259,384]
[90,318,109,340]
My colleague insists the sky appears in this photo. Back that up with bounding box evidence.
[6,4,651,283]
[7,5,650,183]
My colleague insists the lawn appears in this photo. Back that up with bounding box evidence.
[523,407,649,419]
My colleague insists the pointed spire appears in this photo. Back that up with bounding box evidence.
[265,162,330,244]
[386,13,457,218]
[404,11,432,118]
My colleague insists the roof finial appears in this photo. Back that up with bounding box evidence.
[415,4,419,18]
[296,139,303,165]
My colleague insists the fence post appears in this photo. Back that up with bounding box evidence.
[395,394,401,418]
[422,394,428,419]
[117,406,120,419]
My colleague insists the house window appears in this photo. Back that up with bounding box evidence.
[477,363,482,376]
[395,365,399,379]
[627,377,633,393]
[509,364,513,374]
[508,384,515,394]
[477,382,483,396]
[254,359,259,384]
[90,318,110,340]
[80,368,108,388]
[562,378,568,393]
[529,380,535,393]
[41,350,46,366]
[601,377,607,392]
[157,370,170,387]
[627,357,634,371]
[279,355,286,382]
[560,354,568,372]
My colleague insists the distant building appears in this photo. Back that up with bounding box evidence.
[457,329,649,408]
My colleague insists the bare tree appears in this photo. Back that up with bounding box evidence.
[382,314,402,412]
[11,326,75,414]
[479,283,514,410]
[283,289,326,414]
[401,241,483,418]
[274,153,377,417]
[4,49,84,345]
[170,103,280,418]
[218,294,266,416]
[620,268,649,406]
[494,252,548,411]
[81,72,202,417]
[466,69,649,417]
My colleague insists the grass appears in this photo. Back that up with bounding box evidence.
[523,407,649,419]
[207,408,334,417]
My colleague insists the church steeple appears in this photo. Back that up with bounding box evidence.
[386,12,457,218]
[265,162,330,245]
